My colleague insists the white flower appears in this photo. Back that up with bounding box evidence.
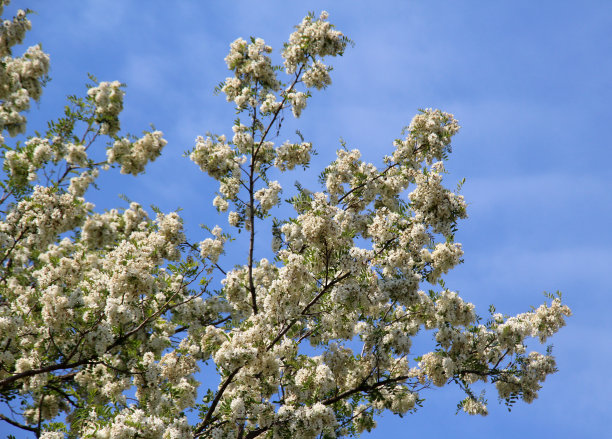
[254,181,281,213]
[228,211,240,227]
[87,81,124,136]
[462,398,488,416]
[190,134,237,180]
[213,196,229,212]
[107,131,167,175]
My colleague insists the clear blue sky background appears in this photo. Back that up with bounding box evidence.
[4,0,611,437]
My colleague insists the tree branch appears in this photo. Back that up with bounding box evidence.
[194,368,240,436]
[0,413,39,434]
[266,271,351,351]
[323,374,410,406]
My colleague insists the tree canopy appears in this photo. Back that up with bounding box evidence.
[0,5,570,439]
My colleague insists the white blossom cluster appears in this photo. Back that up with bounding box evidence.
[189,133,244,219]
[87,80,124,136]
[0,5,212,436]
[274,140,312,170]
[409,163,467,236]
[1,185,92,255]
[221,37,279,110]
[286,91,307,117]
[254,181,282,213]
[183,55,569,434]
[2,135,100,197]
[190,135,238,180]
[282,11,346,75]
[461,397,488,416]
[279,11,347,117]
[496,298,570,346]
[107,130,168,175]
[0,6,28,56]
[68,167,99,196]
[392,108,460,166]
[1,190,199,436]
[0,41,49,135]
[4,136,54,185]
[188,11,351,233]
[259,92,282,115]
[199,225,226,265]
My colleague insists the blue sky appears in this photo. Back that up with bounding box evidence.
[5,0,612,437]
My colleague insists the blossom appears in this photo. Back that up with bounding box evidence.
[87,81,124,136]
[275,140,312,170]
[286,91,307,118]
[107,131,167,175]
[282,11,346,75]
[254,181,281,213]
[190,134,237,180]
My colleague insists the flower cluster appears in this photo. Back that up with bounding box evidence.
[4,137,52,186]
[409,163,467,236]
[275,140,312,170]
[282,11,346,75]
[107,130,167,175]
[190,134,238,180]
[0,8,29,56]
[199,225,226,266]
[221,37,279,110]
[0,7,206,436]
[2,185,92,253]
[87,80,124,136]
[0,44,49,135]
[68,168,99,196]
[254,180,282,213]
[392,109,460,166]
[259,92,282,115]
[287,91,307,117]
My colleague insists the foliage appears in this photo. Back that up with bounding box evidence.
[0,5,570,439]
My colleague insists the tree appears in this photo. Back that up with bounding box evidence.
[0,5,571,439]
